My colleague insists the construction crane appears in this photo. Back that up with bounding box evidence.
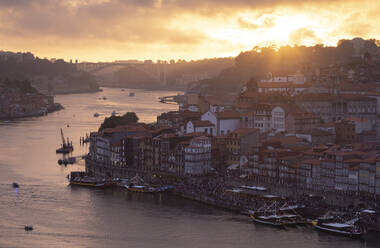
[56,128,73,154]
[60,128,66,147]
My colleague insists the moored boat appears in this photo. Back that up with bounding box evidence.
[24,225,33,231]
[250,212,299,227]
[250,213,286,227]
[125,185,157,193]
[312,220,365,237]
[68,172,113,188]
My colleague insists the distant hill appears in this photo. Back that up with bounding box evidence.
[0,51,100,94]
[188,38,380,95]
[98,57,235,90]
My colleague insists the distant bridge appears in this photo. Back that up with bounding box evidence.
[76,61,168,86]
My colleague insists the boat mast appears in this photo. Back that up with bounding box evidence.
[60,128,66,147]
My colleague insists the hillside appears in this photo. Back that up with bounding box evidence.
[0,51,100,94]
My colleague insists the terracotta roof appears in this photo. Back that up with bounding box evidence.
[267,135,303,146]
[256,103,277,111]
[231,128,259,136]
[346,117,370,123]
[296,93,375,102]
[310,129,335,136]
[183,132,208,137]
[258,82,311,88]
[320,122,336,128]
[192,135,211,141]
[348,164,359,171]
[203,95,232,106]
[215,134,228,139]
[101,124,147,134]
[234,102,254,109]
[216,110,241,119]
[111,142,122,147]
[128,133,150,139]
[302,159,321,166]
[240,91,258,98]
[191,120,214,127]
[338,83,377,92]
[345,159,362,164]
[294,112,320,120]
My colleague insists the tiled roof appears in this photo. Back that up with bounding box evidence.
[231,128,259,136]
[216,110,241,119]
[258,82,312,88]
[192,120,214,127]
[101,124,147,134]
[301,159,321,166]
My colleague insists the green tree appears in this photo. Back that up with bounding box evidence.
[99,112,139,131]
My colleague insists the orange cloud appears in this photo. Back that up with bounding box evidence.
[0,0,378,61]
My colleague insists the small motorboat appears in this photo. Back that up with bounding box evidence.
[115,178,130,188]
[103,96,107,100]
[93,113,99,117]
[58,157,76,165]
[24,225,33,231]
[129,92,135,97]
[12,182,19,189]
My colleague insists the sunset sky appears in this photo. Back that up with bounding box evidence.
[0,0,379,62]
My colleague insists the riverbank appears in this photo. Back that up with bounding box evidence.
[99,84,186,92]
[0,102,63,120]
[53,88,102,95]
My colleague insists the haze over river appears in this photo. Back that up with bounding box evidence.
[0,88,378,248]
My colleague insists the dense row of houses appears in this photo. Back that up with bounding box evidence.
[88,124,213,177]
[87,71,380,198]
[246,138,380,197]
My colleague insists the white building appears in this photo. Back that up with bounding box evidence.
[254,104,285,133]
[96,135,111,163]
[186,120,215,135]
[110,142,121,166]
[261,71,306,84]
[345,117,372,134]
[257,82,311,96]
[254,104,272,133]
[271,106,286,132]
[184,136,212,176]
[201,109,241,136]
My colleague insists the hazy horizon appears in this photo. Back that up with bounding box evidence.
[0,0,379,62]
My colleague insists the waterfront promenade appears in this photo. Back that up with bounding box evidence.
[85,158,380,232]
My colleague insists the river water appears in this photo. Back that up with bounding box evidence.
[0,87,378,248]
